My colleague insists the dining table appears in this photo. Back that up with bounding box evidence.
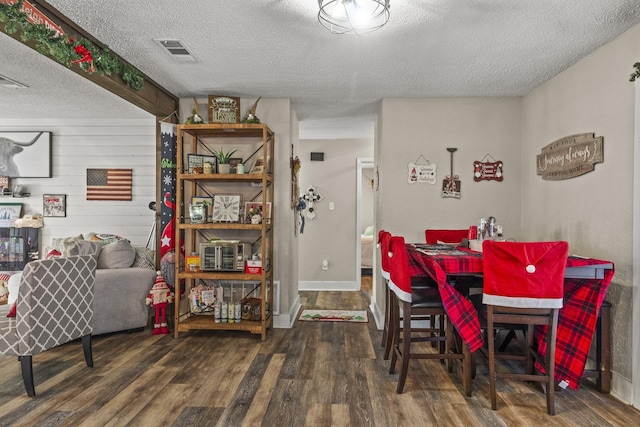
[405,242,615,391]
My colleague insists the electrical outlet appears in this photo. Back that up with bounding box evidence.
[322,259,328,270]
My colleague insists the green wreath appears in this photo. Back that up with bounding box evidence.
[0,0,143,90]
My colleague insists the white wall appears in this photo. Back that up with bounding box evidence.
[0,118,157,252]
[297,139,374,289]
[376,97,523,243]
[520,22,640,396]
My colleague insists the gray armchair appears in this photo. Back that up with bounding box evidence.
[0,255,96,397]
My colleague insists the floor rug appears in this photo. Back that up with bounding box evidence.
[298,309,368,322]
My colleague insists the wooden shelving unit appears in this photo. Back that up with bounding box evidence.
[174,123,274,340]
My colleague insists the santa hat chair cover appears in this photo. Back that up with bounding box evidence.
[482,240,569,309]
[425,229,468,244]
[387,235,413,303]
[378,230,391,281]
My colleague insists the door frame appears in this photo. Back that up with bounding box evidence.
[355,157,374,291]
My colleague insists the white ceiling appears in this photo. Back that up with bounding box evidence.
[2,0,640,137]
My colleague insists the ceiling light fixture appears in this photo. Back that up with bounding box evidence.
[318,0,390,35]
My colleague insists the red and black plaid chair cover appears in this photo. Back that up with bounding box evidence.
[482,240,568,308]
[425,229,468,244]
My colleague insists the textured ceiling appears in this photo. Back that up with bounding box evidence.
[2,0,640,135]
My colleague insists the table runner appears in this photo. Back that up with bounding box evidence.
[406,243,614,390]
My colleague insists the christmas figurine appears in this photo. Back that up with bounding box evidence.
[146,271,174,335]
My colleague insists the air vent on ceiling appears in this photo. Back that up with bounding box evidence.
[0,74,28,89]
[153,39,198,63]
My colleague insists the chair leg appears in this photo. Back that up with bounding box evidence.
[526,324,535,375]
[546,309,559,416]
[381,284,389,349]
[83,334,94,368]
[446,319,455,373]
[461,338,472,397]
[396,301,412,393]
[597,303,611,393]
[487,306,497,410]
[383,286,395,360]
[389,293,399,374]
[19,355,35,397]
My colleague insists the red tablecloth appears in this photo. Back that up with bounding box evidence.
[406,244,614,390]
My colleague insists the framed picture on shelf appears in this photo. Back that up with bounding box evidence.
[0,132,51,178]
[229,157,243,174]
[208,95,240,123]
[0,176,9,195]
[43,194,66,217]
[191,196,213,222]
[244,201,272,224]
[249,156,266,174]
[187,154,217,174]
[0,202,22,226]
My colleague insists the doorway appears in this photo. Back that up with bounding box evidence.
[356,157,374,293]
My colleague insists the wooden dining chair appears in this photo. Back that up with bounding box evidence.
[387,235,470,394]
[425,229,468,244]
[482,240,569,415]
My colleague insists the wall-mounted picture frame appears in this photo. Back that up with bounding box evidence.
[187,154,217,174]
[208,95,240,124]
[43,194,66,217]
[244,201,272,224]
[229,157,243,174]
[0,131,51,178]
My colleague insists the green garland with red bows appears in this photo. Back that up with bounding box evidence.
[0,0,143,90]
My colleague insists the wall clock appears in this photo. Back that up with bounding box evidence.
[212,194,242,222]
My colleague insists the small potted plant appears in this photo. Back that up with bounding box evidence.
[212,147,238,173]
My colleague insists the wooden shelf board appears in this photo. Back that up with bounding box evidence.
[177,222,268,230]
[178,173,272,183]
[179,124,273,138]
[177,270,272,281]
[176,314,271,335]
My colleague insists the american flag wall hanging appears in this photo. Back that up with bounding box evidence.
[86,168,132,201]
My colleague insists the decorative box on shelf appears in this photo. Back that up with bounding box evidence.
[245,260,262,274]
[13,215,43,228]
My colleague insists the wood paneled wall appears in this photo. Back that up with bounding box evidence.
[0,118,157,251]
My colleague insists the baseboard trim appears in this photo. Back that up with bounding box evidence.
[369,297,384,330]
[298,281,359,291]
[611,370,632,405]
[273,293,301,329]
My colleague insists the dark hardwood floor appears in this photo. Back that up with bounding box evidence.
[1,290,639,426]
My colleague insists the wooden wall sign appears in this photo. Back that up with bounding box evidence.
[536,133,603,180]
[408,155,436,184]
[208,95,240,123]
[1,0,64,36]
[473,155,503,182]
[442,148,461,199]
